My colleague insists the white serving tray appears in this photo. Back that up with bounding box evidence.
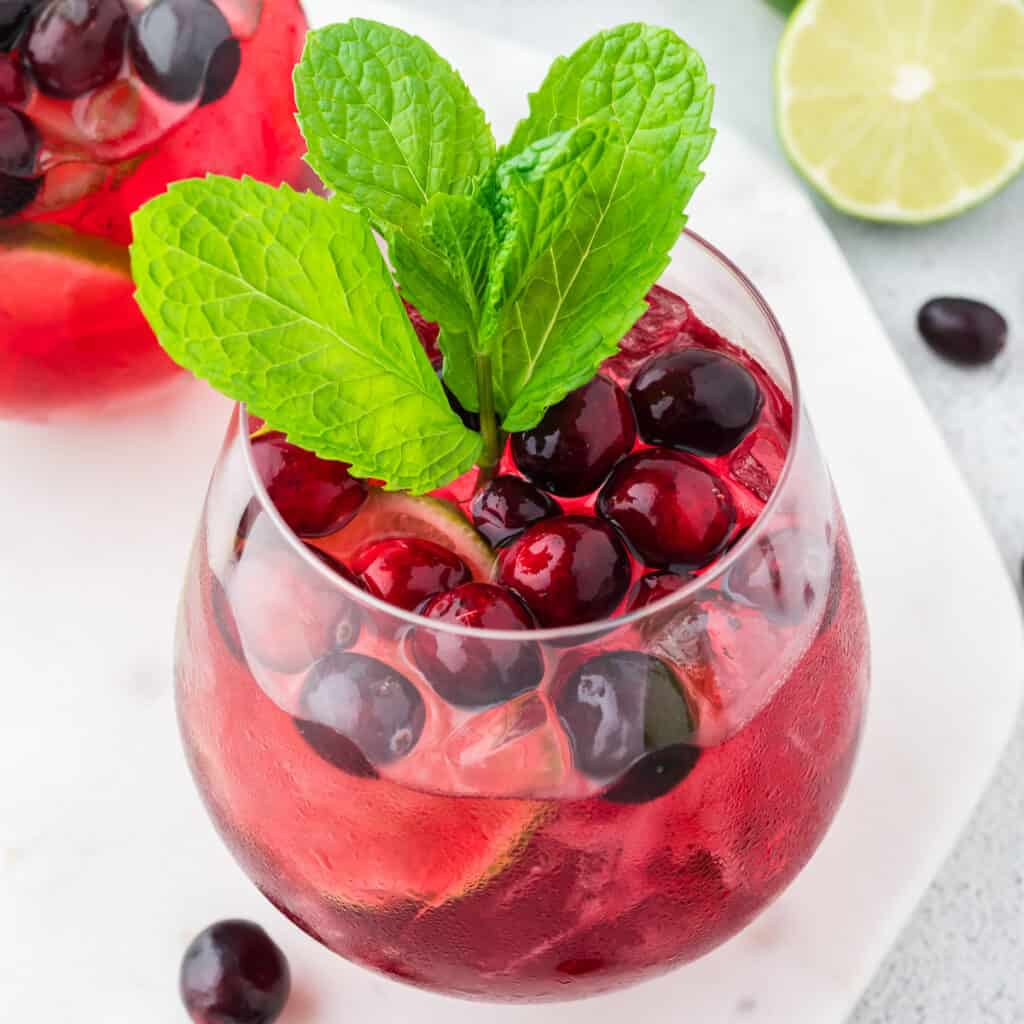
[2,6,1021,1022]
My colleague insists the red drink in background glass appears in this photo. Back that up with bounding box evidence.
[176,232,870,1001]
[0,0,309,419]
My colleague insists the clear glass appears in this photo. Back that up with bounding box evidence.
[175,232,870,1002]
[0,0,310,420]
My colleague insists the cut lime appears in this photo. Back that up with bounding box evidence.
[316,489,496,581]
[777,0,1024,223]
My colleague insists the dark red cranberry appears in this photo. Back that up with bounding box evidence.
[726,527,831,625]
[511,375,636,497]
[553,651,698,795]
[129,0,237,105]
[603,744,702,804]
[0,54,27,103]
[496,516,631,628]
[918,297,1008,366]
[352,537,471,612]
[180,920,290,1024]
[630,347,763,456]
[296,652,425,775]
[228,544,361,672]
[627,570,691,612]
[471,474,561,547]
[411,582,543,707]
[26,0,129,99]
[598,449,735,569]
[250,433,367,539]
[0,170,40,215]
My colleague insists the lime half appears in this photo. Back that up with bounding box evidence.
[777,0,1024,223]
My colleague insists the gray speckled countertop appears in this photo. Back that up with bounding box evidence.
[400,1,1024,1018]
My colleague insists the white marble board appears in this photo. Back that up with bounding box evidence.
[2,5,1022,1022]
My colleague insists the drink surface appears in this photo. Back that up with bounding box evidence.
[177,284,870,1001]
[0,0,309,417]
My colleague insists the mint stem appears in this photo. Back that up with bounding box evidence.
[475,353,502,486]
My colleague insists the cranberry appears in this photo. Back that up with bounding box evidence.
[296,652,425,775]
[250,433,367,539]
[129,0,238,105]
[627,570,691,612]
[598,449,735,569]
[496,516,631,628]
[0,170,40,215]
[0,55,27,103]
[918,297,1008,366]
[352,537,471,612]
[27,0,129,99]
[511,375,636,497]
[228,544,361,672]
[180,920,290,1024]
[630,347,763,456]
[553,651,699,800]
[471,474,561,547]
[412,582,543,707]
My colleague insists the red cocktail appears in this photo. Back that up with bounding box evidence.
[0,0,308,418]
[175,232,870,1001]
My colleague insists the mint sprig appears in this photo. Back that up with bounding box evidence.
[130,20,715,494]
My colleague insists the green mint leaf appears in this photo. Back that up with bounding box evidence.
[294,18,495,238]
[493,24,715,431]
[478,122,610,346]
[130,176,481,494]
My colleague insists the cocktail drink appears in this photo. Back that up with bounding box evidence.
[135,19,870,1004]
[0,0,309,418]
[175,248,868,1000]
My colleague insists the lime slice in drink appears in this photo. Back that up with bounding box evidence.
[777,0,1024,223]
[316,489,496,581]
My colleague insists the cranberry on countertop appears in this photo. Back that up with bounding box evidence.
[917,297,1008,366]
[180,919,290,1024]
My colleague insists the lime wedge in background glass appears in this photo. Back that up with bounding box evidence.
[777,0,1024,223]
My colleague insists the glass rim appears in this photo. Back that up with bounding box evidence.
[238,228,802,643]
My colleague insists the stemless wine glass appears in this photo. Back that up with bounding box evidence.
[175,232,870,1002]
[0,0,310,419]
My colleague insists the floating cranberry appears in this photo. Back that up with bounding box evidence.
[918,297,1008,366]
[26,0,129,99]
[627,570,692,612]
[228,544,360,672]
[250,433,367,539]
[496,516,631,628]
[471,474,561,547]
[180,920,290,1024]
[553,651,699,800]
[130,0,237,105]
[405,300,441,361]
[412,582,543,707]
[352,537,471,612]
[598,449,735,570]
[296,652,425,775]
[511,376,636,497]
[0,170,40,215]
[630,347,763,456]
